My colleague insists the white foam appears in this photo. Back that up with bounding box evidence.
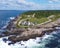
[42,34,50,39]
[0,35,51,48]
[0,38,11,48]
[55,27,60,29]
[0,31,58,48]
[10,17,15,20]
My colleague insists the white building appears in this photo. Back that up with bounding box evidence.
[21,21,34,26]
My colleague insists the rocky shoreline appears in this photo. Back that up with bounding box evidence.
[0,16,60,43]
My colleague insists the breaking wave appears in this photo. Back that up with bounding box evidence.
[0,29,60,48]
[0,17,15,32]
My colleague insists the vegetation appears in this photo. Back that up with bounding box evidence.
[28,17,48,24]
[16,10,60,28]
[22,10,60,18]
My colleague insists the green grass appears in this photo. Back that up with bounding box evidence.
[16,17,49,28]
[36,18,48,24]
[29,17,48,24]
[15,10,60,28]
[16,15,60,28]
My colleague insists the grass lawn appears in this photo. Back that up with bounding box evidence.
[16,16,49,28]
[29,17,49,24]
[16,14,60,28]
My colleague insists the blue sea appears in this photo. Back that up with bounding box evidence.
[0,10,25,28]
[0,10,60,48]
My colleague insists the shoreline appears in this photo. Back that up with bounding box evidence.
[0,16,60,43]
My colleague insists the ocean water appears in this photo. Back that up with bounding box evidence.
[0,10,60,48]
[0,10,25,28]
[0,30,60,48]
